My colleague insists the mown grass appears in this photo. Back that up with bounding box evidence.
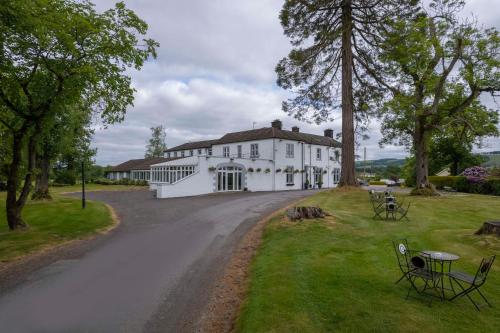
[237,189,500,333]
[0,184,134,263]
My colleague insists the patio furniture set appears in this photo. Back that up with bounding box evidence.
[393,239,496,310]
[369,190,410,221]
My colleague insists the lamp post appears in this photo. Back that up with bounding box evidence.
[81,161,86,209]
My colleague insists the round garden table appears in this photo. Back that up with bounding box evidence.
[420,250,460,300]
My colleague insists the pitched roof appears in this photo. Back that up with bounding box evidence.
[165,139,220,152]
[217,127,341,147]
[108,157,180,172]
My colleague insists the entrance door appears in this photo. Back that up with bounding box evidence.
[217,166,243,191]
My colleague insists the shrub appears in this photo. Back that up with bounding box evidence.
[256,168,262,172]
[463,166,488,183]
[428,176,466,190]
[369,181,386,185]
[429,175,500,196]
[248,168,254,172]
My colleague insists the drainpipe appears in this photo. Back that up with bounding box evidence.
[309,144,312,189]
[327,147,330,187]
[301,142,304,189]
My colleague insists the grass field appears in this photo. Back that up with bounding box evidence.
[0,184,138,263]
[237,189,500,333]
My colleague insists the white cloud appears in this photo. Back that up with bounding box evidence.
[91,0,500,165]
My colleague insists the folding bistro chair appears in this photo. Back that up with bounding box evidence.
[372,199,385,219]
[392,240,442,304]
[392,239,415,284]
[397,202,411,221]
[449,255,496,311]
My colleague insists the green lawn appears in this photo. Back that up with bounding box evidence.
[0,184,133,263]
[237,189,500,333]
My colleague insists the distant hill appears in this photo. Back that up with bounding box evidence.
[481,153,500,168]
[355,158,405,168]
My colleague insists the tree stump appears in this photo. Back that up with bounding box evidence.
[475,221,500,236]
[286,206,326,221]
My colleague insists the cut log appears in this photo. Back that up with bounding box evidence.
[475,221,500,236]
[286,206,326,221]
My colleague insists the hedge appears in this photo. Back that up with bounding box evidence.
[429,176,500,196]
[93,178,148,186]
[369,181,386,185]
[428,176,466,190]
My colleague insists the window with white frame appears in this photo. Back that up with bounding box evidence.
[333,168,340,184]
[285,166,294,185]
[190,150,193,156]
[223,146,230,157]
[250,144,259,158]
[286,143,294,158]
[197,149,202,155]
[237,145,242,158]
[167,152,171,158]
[181,151,185,157]
[316,148,322,160]
[207,147,212,156]
[173,152,178,157]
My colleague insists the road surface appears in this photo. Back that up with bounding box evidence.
[0,190,316,332]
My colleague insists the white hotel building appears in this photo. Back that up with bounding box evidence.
[148,120,342,198]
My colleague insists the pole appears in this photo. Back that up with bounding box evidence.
[81,161,86,209]
[363,147,366,180]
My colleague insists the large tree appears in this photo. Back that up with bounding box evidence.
[276,0,417,187]
[145,125,167,158]
[32,103,96,199]
[0,0,158,229]
[429,99,498,176]
[375,0,499,190]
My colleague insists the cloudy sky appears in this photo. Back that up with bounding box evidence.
[92,0,500,165]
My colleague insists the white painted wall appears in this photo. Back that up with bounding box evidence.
[151,136,341,198]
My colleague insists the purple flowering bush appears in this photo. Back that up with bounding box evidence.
[463,166,488,183]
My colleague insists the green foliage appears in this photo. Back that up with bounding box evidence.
[369,181,386,185]
[53,169,77,185]
[145,125,167,158]
[428,176,466,190]
[0,0,157,227]
[428,176,500,196]
[401,157,416,187]
[377,1,500,187]
[93,178,148,186]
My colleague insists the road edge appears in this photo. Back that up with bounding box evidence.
[0,201,121,290]
[199,197,308,333]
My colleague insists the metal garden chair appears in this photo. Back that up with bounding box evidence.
[371,199,385,219]
[449,255,496,311]
[392,240,443,304]
[396,202,411,221]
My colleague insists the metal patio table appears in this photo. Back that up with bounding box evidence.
[421,250,460,300]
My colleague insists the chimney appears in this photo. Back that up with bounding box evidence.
[271,119,282,130]
[292,126,300,133]
[324,129,333,138]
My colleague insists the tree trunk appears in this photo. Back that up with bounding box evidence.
[32,151,52,200]
[450,159,459,176]
[338,0,357,187]
[414,117,430,188]
[6,134,29,230]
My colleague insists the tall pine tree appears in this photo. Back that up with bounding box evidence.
[276,0,417,186]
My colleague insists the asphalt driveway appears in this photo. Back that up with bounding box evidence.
[0,189,316,332]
